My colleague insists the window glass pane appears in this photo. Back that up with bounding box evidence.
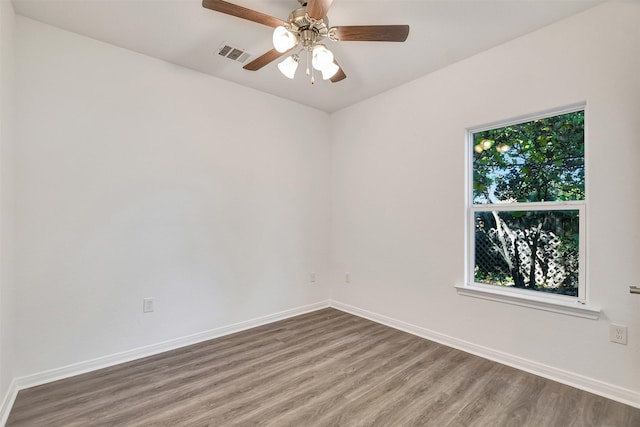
[472,111,584,204]
[474,210,579,297]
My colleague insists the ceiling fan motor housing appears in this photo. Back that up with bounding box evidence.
[287,6,329,48]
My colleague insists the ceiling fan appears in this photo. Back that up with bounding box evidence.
[202,0,410,83]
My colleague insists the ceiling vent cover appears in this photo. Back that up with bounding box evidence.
[217,42,251,63]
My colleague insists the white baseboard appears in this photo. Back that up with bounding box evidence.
[0,300,330,426]
[330,300,640,409]
[0,380,18,427]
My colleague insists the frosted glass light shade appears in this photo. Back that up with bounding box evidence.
[273,26,297,53]
[277,55,299,79]
[320,62,339,80]
[311,45,334,70]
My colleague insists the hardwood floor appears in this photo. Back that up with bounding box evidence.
[7,308,640,426]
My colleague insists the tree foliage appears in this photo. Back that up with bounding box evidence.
[472,111,584,297]
[474,210,580,296]
[473,111,584,204]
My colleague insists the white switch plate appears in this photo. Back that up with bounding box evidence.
[143,297,154,313]
[345,272,351,284]
[310,272,316,283]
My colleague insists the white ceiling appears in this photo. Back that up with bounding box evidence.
[12,0,601,112]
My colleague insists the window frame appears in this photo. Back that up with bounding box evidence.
[458,103,600,319]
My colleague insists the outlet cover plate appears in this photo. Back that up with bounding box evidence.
[609,324,627,345]
[143,297,154,313]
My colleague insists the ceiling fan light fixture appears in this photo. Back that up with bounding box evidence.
[273,26,298,53]
[277,54,300,79]
[320,61,340,80]
[311,44,334,71]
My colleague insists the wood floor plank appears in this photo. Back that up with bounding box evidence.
[7,308,640,426]
[310,346,461,426]
[31,312,357,423]
[227,336,431,426]
[167,323,413,425]
[10,309,353,419]
[122,319,392,426]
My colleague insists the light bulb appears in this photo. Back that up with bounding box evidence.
[320,62,339,80]
[273,26,297,53]
[311,45,334,71]
[277,55,299,79]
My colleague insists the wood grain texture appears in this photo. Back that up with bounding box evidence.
[7,308,640,426]
[333,25,410,42]
[243,48,288,71]
[202,0,286,28]
[306,0,333,20]
[330,60,347,83]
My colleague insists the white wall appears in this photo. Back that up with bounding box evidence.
[0,0,15,411]
[12,16,331,378]
[331,1,640,398]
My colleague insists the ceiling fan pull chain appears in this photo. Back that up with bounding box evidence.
[308,49,315,84]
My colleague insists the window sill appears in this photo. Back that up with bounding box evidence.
[454,284,601,320]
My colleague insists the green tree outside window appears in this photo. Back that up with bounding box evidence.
[471,111,584,297]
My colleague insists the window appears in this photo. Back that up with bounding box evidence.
[461,106,597,317]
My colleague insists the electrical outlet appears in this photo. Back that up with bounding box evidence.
[310,272,316,283]
[345,272,351,284]
[143,297,155,313]
[609,324,627,345]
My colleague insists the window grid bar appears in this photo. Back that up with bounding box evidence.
[471,201,585,212]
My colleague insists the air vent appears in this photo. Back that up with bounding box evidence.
[217,42,252,64]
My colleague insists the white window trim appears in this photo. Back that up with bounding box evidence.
[459,103,601,320]
[454,284,600,320]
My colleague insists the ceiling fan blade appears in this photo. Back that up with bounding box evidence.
[306,0,333,20]
[331,25,410,42]
[243,48,287,71]
[202,0,286,28]
[330,61,346,83]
